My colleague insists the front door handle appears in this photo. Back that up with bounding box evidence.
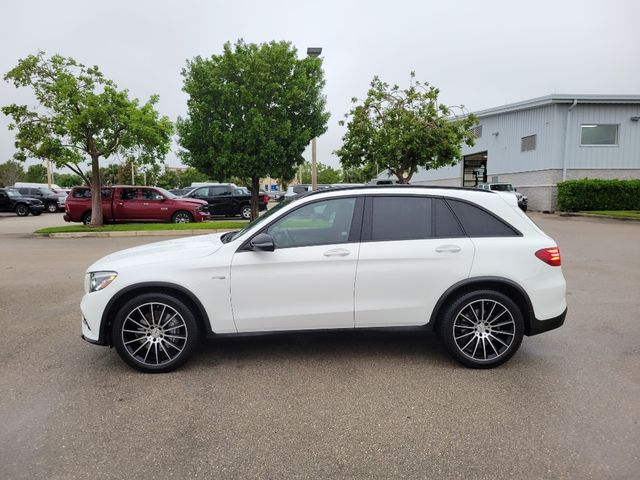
[435,244,461,253]
[323,248,350,257]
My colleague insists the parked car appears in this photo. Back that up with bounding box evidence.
[80,185,566,373]
[477,183,528,212]
[283,184,331,199]
[169,188,193,197]
[14,182,68,208]
[15,186,61,213]
[64,186,210,224]
[182,183,269,219]
[0,188,45,216]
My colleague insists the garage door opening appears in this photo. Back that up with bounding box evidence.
[462,152,487,187]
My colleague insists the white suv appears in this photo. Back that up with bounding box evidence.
[81,186,566,372]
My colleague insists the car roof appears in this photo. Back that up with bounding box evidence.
[299,184,496,198]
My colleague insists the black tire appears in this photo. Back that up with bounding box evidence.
[240,204,252,220]
[81,211,92,225]
[112,293,200,373]
[46,202,58,213]
[15,204,29,217]
[439,290,524,369]
[521,205,528,212]
[172,210,193,223]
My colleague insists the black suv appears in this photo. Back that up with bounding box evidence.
[0,188,45,216]
[16,187,60,213]
[183,184,269,219]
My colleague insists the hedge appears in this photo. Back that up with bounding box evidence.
[557,179,640,212]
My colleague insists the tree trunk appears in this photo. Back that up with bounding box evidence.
[250,176,260,221]
[90,154,103,227]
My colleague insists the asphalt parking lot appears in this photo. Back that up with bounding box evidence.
[0,213,638,479]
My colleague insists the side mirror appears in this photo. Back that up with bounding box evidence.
[249,233,275,252]
[159,197,166,202]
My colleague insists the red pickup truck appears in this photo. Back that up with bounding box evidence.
[64,186,210,224]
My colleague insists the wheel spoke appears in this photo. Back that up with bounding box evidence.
[459,312,475,325]
[493,330,514,337]
[488,334,510,348]
[470,306,481,323]
[154,343,159,365]
[455,331,475,340]
[164,333,187,340]
[455,325,476,330]
[486,336,500,356]
[125,317,147,330]
[491,321,513,329]
[136,307,150,326]
[159,342,171,361]
[471,337,480,357]
[158,305,167,327]
[142,342,153,363]
[481,300,485,322]
[164,338,184,353]
[130,339,149,357]
[460,335,476,352]
[160,313,179,329]
[150,304,155,326]
[485,302,497,323]
[482,337,487,360]
[487,308,507,324]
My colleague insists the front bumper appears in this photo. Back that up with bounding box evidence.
[195,210,210,222]
[526,308,567,336]
[29,205,45,213]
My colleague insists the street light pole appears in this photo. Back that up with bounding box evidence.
[307,47,322,191]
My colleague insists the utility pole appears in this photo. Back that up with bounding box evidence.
[131,162,135,185]
[307,47,322,191]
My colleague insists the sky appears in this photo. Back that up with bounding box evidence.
[1,0,639,172]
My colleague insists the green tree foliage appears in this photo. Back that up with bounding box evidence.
[54,173,83,188]
[0,160,25,186]
[156,167,208,190]
[336,73,478,184]
[341,164,377,184]
[25,164,47,182]
[298,161,343,184]
[2,52,173,226]
[177,40,329,218]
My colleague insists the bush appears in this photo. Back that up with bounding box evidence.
[557,179,640,212]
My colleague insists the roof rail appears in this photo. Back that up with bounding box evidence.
[300,184,495,198]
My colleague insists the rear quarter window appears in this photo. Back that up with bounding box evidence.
[445,198,519,237]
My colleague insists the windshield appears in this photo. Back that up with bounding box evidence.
[5,189,19,198]
[154,187,177,199]
[490,184,514,192]
[222,197,297,243]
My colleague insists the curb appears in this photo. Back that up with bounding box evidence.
[42,229,235,238]
[559,212,640,222]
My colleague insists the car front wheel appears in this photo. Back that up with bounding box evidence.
[439,290,524,368]
[46,202,58,213]
[172,211,193,223]
[15,204,29,216]
[112,293,200,373]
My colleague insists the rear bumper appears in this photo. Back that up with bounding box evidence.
[526,308,567,336]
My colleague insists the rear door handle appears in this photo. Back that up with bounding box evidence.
[435,244,461,253]
[323,248,350,257]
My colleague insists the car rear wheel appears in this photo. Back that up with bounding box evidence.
[439,290,524,368]
[112,293,200,373]
[82,211,92,225]
[240,205,251,220]
[172,211,193,223]
[46,202,58,213]
[15,204,29,217]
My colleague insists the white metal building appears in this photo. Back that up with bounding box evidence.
[403,95,640,211]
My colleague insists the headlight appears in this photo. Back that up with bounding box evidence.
[88,271,118,292]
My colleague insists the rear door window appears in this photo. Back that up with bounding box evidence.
[433,198,465,237]
[367,196,432,241]
[120,188,139,201]
[445,199,519,237]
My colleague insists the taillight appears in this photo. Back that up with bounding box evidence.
[535,247,561,266]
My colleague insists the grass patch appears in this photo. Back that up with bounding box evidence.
[35,220,247,235]
[583,210,640,219]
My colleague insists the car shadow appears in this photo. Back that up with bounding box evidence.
[190,328,454,368]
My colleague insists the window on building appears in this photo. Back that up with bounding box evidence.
[580,124,619,145]
[471,125,483,139]
[521,134,537,152]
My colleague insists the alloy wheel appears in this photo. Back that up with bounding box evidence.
[120,302,188,366]
[452,299,516,362]
[173,212,191,223]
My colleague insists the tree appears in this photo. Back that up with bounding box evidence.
[342,164,377,184]
[54,173,83,188]
[2,52,173,226]
[25,164,47,182]
[0,160,24,187]
[336,73,477,184]
[297,161,342,184]
[177,40,329,218]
